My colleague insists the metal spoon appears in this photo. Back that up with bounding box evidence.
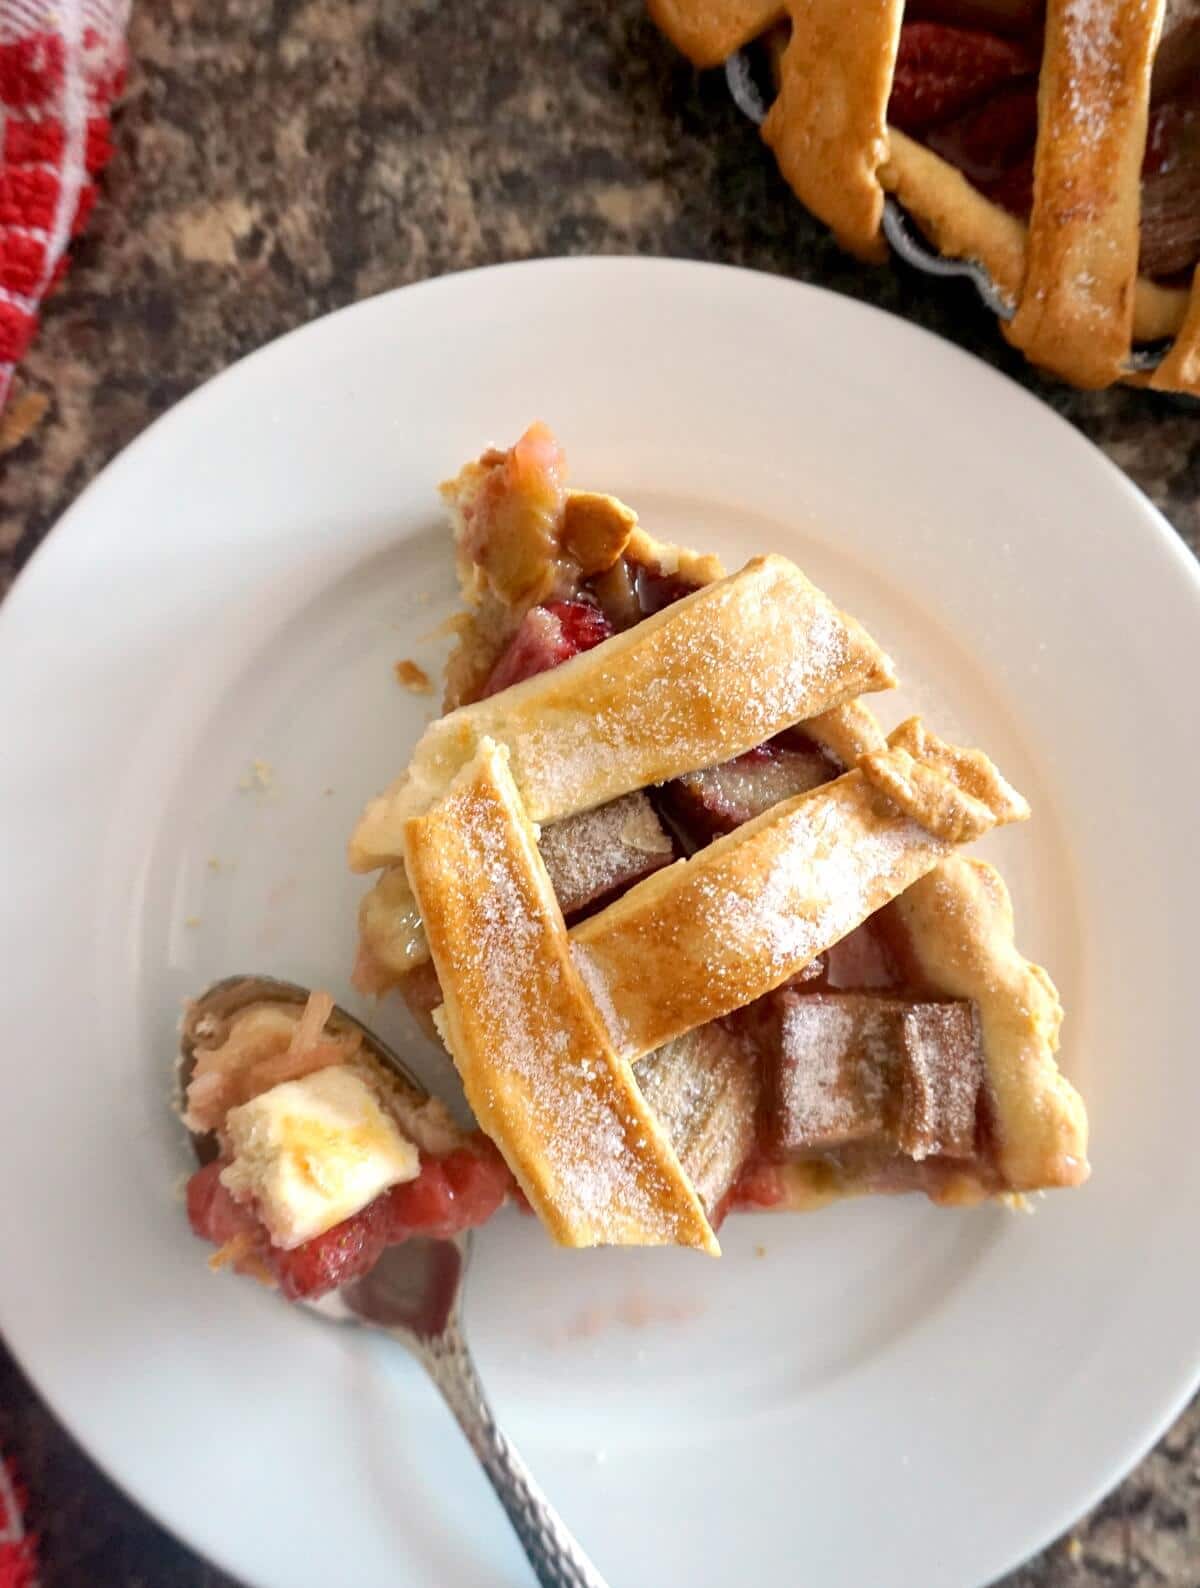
[180,975,609,1588]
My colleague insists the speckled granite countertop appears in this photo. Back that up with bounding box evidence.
[0,2,1196,1583]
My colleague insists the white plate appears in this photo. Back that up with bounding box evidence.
[1,259,1198,1588]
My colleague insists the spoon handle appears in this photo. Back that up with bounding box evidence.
[419,1323,610,1588]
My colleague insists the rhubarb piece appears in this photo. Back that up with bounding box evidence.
[765,992,894,1156]
[481,600,612,697]
[661,740,837,842]
[889,21,1036,132]
[634,1024,760,1215]
[539,792,675,918]
[823,918,903,990]
[398,956,445,1041]
[897,1003,984,1160]
[761,991,983,1162]
[450,422,568,606]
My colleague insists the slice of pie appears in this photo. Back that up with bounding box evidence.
[649,0,1200,393]
[350,423,1088,1255]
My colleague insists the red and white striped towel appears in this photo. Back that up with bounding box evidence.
[0,0,129,413]
[0,1452,37,1588]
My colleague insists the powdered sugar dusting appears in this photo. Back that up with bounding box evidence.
[775,996,892,1148]
[1060,0,1148,150]
[574,778,951,1061]
[538,793,672,915]
[415,756,708,1247]
[382,558,889,845]
[512,574,863,820]
[898,1004,982,1160]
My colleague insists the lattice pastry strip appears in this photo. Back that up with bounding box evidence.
[350,552,896,872]
[405,718,1028,1249]
[1007,0,1164,388]
[572,717,1028,1064]
[1135,263,1200,392]
[404,737,719,1253]
[878,130,1189,346]
[761,0,905,261]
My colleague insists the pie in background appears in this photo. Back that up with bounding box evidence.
[649,0,1200,394]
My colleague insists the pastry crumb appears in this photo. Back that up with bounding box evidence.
[754,1243,767,1258]
[207,857,222,872]
[394,658,433,694]
[1066,1536,1083,1563]
[0,389,49,453]
[184,915,202,928]
[323,787,335,797]
[237,758,274,793]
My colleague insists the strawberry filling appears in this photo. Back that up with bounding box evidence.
[888,17,1200,276]
[889,22,1036,134]
[711,1157,787,1228]
[188,1142,512,1300]
[481,599,612,697]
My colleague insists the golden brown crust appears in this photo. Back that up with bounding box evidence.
[880,129,1028,308]
[1136,264,1200,394]
[571,723,1026,1063]
[645,0,784,68]
[802,697,888,766]
[560,491,637,574]
[1131,276,1195,346]
[763,0,905,260]
[1006,0,1164,387]
[403,740,719,1253]
[881,129,1190,345]
[349,554,897,870]
[861,717,1030,845]
[650,0,903,257]
[623,524,727,588]
[350,696,899,991]
[891,857,1089,1191]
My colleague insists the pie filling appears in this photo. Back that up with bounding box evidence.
[362,425,1018,1222]
[182,994,511,1299]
